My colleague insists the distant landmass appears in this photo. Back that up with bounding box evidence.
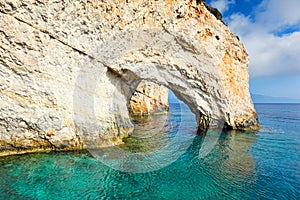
[251,93,300,103]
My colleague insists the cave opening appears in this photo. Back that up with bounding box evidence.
[119,81,198,153]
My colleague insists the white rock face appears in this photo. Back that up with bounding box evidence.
[0,0,259,155]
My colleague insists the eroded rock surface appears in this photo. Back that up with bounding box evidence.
[129,81,169,115]
[0,0,259,155]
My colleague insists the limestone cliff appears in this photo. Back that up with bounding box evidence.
[130,80,169,115]
[0,0,259,155]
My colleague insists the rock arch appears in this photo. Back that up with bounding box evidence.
[0,0,259,154]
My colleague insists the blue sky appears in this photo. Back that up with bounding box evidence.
[207,0,300,99]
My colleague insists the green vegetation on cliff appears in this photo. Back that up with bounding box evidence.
[196,0,223,21]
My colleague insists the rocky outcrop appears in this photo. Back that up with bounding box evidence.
[129,80,169,115]
[0,0,259,155]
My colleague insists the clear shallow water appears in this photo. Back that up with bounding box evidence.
[0,103,299,199]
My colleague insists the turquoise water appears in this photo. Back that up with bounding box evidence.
[0,103,299,199]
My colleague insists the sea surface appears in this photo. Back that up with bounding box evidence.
[0,103,299,199]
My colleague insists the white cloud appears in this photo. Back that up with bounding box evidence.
[226,0,300,77]
[255,0,300,31]
[245,32,300,77]
[210,0,235,14]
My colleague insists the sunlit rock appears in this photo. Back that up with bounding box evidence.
[129,80,169,115]
[0,0,259,155]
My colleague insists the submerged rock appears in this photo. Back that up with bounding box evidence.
[0,0,259,155]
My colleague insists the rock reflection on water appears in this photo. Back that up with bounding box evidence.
[200,130,257,197]
[223,130,257,181]
[120,114,172,153]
